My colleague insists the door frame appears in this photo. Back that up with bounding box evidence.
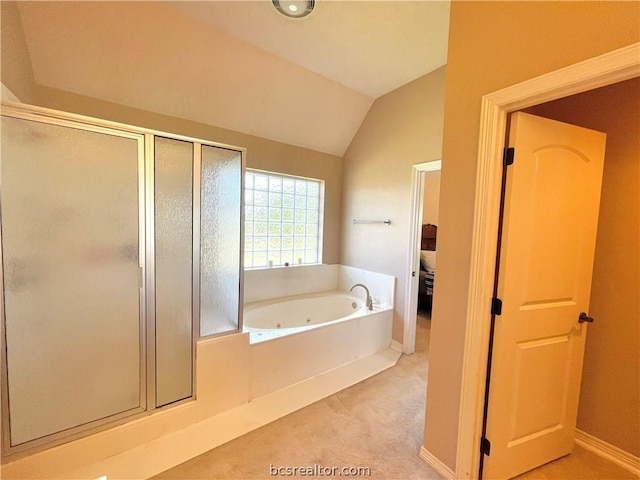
[455,42,640,479]
[403,159,441,354]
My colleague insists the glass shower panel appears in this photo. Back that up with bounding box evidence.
[200,145,242,336]
[154,137,193,407]
[1,116,142,446]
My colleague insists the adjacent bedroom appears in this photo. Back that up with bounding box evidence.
[418,169,440,315]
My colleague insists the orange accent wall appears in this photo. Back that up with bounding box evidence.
[424,1,639,471]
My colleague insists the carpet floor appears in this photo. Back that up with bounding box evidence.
[153,311,438,479]
[515,445,637,480]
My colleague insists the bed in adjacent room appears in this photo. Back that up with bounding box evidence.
[418,224,437,311]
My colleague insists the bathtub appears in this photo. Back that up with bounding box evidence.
[243,291,369,343]
[243,288,393,398]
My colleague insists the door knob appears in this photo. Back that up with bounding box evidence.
[578,312,594,324]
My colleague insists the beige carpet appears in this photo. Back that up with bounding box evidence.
[514,445,638,480]
[153,312,439,479]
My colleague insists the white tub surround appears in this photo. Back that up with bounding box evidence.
[242,265,395,398]
[243,264,339,303]
[242,264,395,398]
[338,265,395,310]
[249,305,393,398]
[244,264,394,309]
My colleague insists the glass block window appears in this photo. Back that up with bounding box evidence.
[244,169,323,269]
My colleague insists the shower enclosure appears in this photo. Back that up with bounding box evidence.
[0,105,244,455]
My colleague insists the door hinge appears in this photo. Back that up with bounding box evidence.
[481,437,491,456]
[491,297,503,316]
[503,147,515,166]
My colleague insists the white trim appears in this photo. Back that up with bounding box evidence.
[420,446,456,480]
[418,160,442,172]
[403,160,441,355]
[403,168,425,355]
[390,339,404,352]
[454,42,640,479]
[575,429,640,476]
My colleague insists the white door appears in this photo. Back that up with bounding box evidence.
[483,112,606,479]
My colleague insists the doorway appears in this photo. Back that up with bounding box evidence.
[404,160,441,354]
[454,42,640,479]
[481,77,640,479]
[482,111,606,478]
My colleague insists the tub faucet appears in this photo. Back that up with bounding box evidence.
[350,283,373,311]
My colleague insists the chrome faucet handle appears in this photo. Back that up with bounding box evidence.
[350,283,372,310]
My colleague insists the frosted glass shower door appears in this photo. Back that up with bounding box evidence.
[200,145,243,336]
[154,137,193,407]
[1,116,144,447]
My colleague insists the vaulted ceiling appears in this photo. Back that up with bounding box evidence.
[14,1,450,156]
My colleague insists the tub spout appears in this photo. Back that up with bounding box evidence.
[350,283,373,310]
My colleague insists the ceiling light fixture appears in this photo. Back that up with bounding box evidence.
[272,0,314,18]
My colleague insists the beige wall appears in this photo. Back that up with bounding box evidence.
[0,1,36,103]
[340,66,446,341]
[424,1,640,470]
[31,87,343,265]
[1,1,344,263]
[525,78,640,456]
[422,170,441,226]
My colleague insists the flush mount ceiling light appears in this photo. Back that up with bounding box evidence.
[272,0,315,18]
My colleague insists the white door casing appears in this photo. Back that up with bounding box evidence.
[404,160,441,354]
[483,112,606,479]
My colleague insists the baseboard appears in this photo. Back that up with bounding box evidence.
[575,429,640,476]
[419,446,456,480]
[391,339,404,352]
